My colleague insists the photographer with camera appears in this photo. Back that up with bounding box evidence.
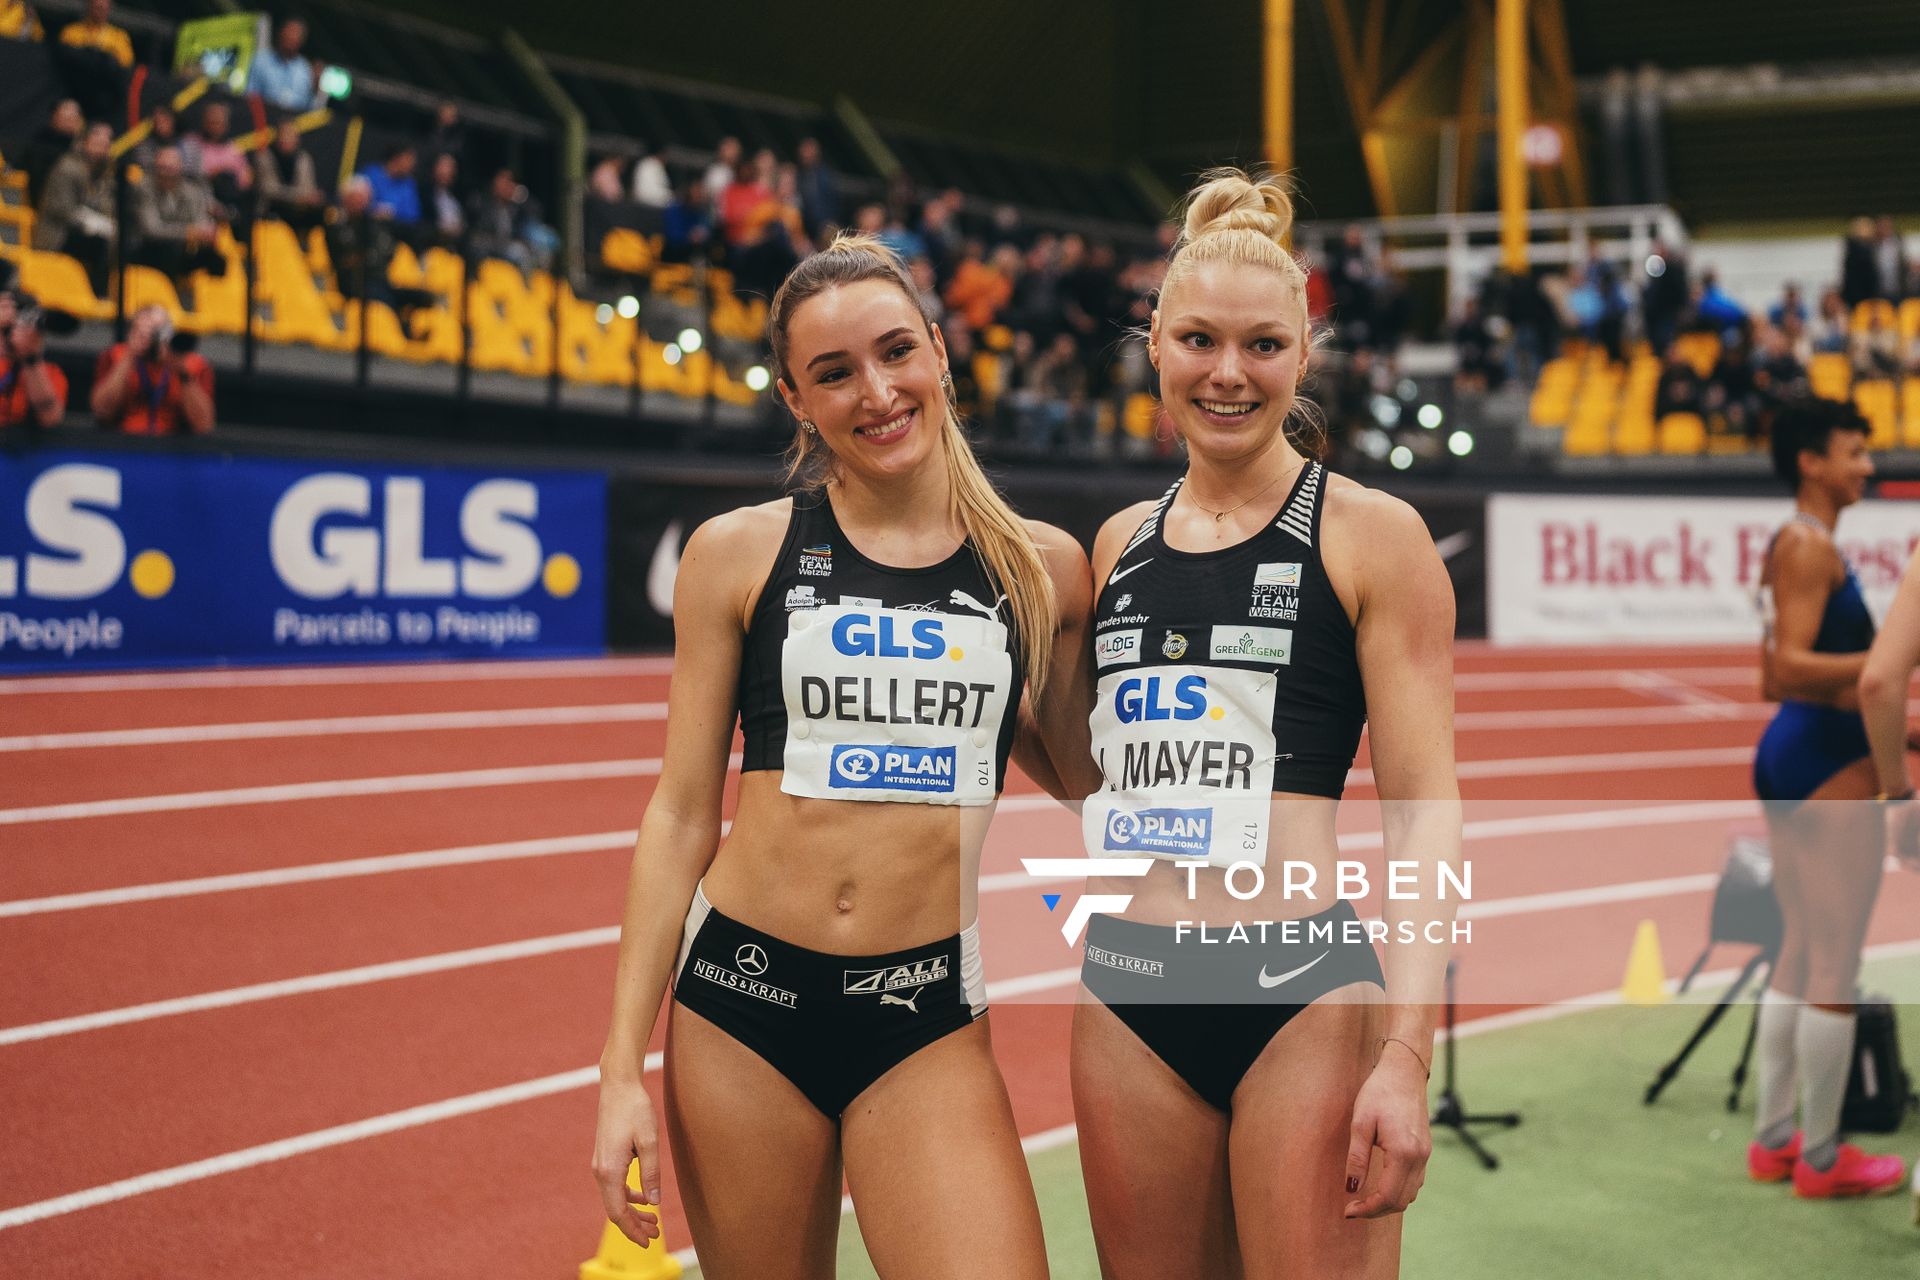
[0,289,71,434]
[89,304,213,435]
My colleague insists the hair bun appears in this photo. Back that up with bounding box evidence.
[1180,167,1295,249]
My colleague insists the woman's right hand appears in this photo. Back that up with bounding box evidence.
[592,1074,665,1248]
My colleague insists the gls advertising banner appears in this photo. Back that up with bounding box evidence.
[1488,493,1920,644]
[0,451,605,670]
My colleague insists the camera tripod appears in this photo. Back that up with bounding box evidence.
[1430,961,1522,1170]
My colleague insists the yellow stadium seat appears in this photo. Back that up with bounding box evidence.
[121,264,210,332]
[1901,299,1920,344]
[1672,332,1720,378]
[421,247,466,297]
[1666,416,1710,453]
[253,221,345,348]
[1852,299,1897,335]
[600,228,656,275]
[1123,393,1159,440]
[1854,379,1898,449]
[1528,356,1578,426]
[1562,423,1611,456]
[387,243,424,288]
[20,250,112,320]
[1809,352,1851,402]
[1903,378,1920,449]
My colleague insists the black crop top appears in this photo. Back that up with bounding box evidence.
[736,491,1025,806]
[1080,461,1367,866]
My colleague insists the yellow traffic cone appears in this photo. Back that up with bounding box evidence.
[1620,919,1669,1006]
[580,1160,683,1280]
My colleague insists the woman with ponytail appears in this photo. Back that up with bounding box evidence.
[591,231,1091,1278]
[1070,168,1460,1277]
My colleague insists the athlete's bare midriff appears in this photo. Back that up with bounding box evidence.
[1093,791,1346,925]
[699,772,990,953]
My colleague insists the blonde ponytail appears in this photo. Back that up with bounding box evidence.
[769,232,1058,692]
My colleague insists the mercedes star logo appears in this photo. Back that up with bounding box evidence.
[735,944,769,976]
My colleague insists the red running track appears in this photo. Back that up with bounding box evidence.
[3,646,1918,1277]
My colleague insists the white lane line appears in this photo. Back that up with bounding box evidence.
[0,756,710,826]
[1454,666,1755,692]
[0,803,1773,1047]
[1348,745,1753,787]
[0,832,640,919]
[24,933,1920,1239]
[1616,670,1739,708]
[0,753,1755,906]
[1458,696,1920,731]
[0,730,1761,830]
[0,703,669,753]
[0,928,622,1046]
[0,962,1094,1230]
[0,656,673,695]
[0,1062,622,1231]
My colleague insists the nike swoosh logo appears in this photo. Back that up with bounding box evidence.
[1107,558,1153,586]
[1258,950,1329,989]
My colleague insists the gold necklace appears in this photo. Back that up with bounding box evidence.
[1185,465,1297,524]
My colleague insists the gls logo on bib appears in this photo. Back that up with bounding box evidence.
[830,613,950,660]
[1114,674,1214,723]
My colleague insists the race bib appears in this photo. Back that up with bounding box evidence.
[780,604,1013,806]
[1083,664,1279,867]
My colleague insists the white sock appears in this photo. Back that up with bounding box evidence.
[1752,988,1801,1148]
[1796,1006,1855,1171]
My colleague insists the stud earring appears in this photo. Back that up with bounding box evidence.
[801,420,817,434]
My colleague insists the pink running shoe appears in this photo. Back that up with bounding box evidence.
[1792,1144,1907,1198]
[1747,1132,1802,1182]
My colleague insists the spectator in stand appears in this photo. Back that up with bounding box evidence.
[1007,234,1062,344]
[1692,269,1748,337]
[131,104,183,175]
[1874,216,1908,302]
[1753,323,1809,423]
[1641,240,1690,356]
[22,98,81,208]
[1811,287,1850,355]
[467,167,553,271]
[358,144,425,246]
[1705,331,1759,437]
[423,152,464,247]
[945,241,1016,332]
[631,144,671,208]
[255,121,325,233]
[248,18,317,114]
[718,150,774,250]
[91,304,214,435]
[908,255,944,325]
[183,100,251,223]
[793,136,837,239]
[876,207,926,266]
[32,120,115,293]
[729,161,803,297]
[918,191,961,279]
[1654,347,1705,422]
[423,102,465,174]
[0,287,70,433]
[54,0,132,125]
[1,0,45,41]
[1851,307,1901,382]
[131,145,228,284]
[1058,234,1112,353]
[588,155,625,204]
[662,178,713,264]
[1841,217,1879,310]
[1325,224,1377,348]
[1769,282,1809,330]
[1013,331,1087,452]
[943,319,982,424]
[702,136,739,211]
[1568,248,1627,361]
[1451,296,1502,393]
[326,176,406,312]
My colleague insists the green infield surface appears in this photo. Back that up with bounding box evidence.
[684,949,1920,1278]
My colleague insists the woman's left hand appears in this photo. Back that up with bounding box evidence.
[1342,1042,1434,1219]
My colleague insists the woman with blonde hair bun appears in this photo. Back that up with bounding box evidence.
[1066,167,1461,1277]
[591,231,1093,1278]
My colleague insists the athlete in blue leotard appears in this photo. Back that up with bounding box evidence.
[1747,398,1904,1199]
